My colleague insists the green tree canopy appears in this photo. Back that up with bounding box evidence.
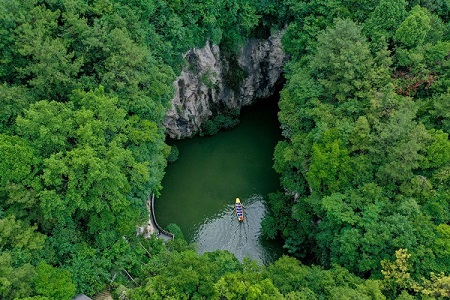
[395,5,431,48]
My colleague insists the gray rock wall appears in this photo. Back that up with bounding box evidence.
[163,30,287,139]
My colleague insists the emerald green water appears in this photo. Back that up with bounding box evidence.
[155,94,284,264]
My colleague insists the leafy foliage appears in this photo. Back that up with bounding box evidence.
[265,4,450,299]
[34,261,76,300]
[1,0,450,299]
[0,0,269,297]
[166,145,180,163]
[201,111,240,136]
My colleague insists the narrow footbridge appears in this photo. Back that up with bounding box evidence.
[138,193,174,241]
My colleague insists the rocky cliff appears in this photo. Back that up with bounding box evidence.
[164,31,287,139]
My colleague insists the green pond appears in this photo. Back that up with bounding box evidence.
[155,94,285,264]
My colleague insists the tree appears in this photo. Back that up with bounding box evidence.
[0,215,45,299]
[264,256,310,294]
[310,18,375,103]
[15,100,75,158]
[0,252,35,299]
[0,215,45,254]
[368,87,428,186]
[131,250,241,299]
[429,89,450,133]
[0,83,33,133]
[394,5,431,48]
[363,0,407,51]
[214,272,283,300]
[34,262,76,300]
[65,244,110,296]
[0,134,38,188]
[13,2,83,100]
[34,88,158,238]
[382,248,450,298]
[307,136,352,195]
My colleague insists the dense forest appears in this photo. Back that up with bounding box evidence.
[0,0,449,299]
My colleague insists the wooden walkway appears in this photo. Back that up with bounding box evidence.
[137,194,174,241]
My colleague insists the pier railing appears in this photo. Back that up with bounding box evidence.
[150,193,174,240]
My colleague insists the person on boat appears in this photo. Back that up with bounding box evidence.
[235,198,244,221]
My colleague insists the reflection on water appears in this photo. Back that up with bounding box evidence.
[155,95,285,263]
[193,194,281,264]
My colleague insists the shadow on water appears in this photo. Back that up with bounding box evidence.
[155,94,285,264]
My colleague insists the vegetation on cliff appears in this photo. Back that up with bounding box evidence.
[0,0,449,299]
[264,0,450,299]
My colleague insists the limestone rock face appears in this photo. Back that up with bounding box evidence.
[164,31,286,139]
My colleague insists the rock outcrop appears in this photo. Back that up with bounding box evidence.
[164,30,287,139]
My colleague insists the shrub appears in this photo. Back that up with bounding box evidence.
[167,145,179,163]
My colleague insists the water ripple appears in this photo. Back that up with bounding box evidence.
[192,194,279,264]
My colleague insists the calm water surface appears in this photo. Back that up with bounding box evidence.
[155,94,284,264]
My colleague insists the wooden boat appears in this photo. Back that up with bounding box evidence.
[235,198,244,222]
